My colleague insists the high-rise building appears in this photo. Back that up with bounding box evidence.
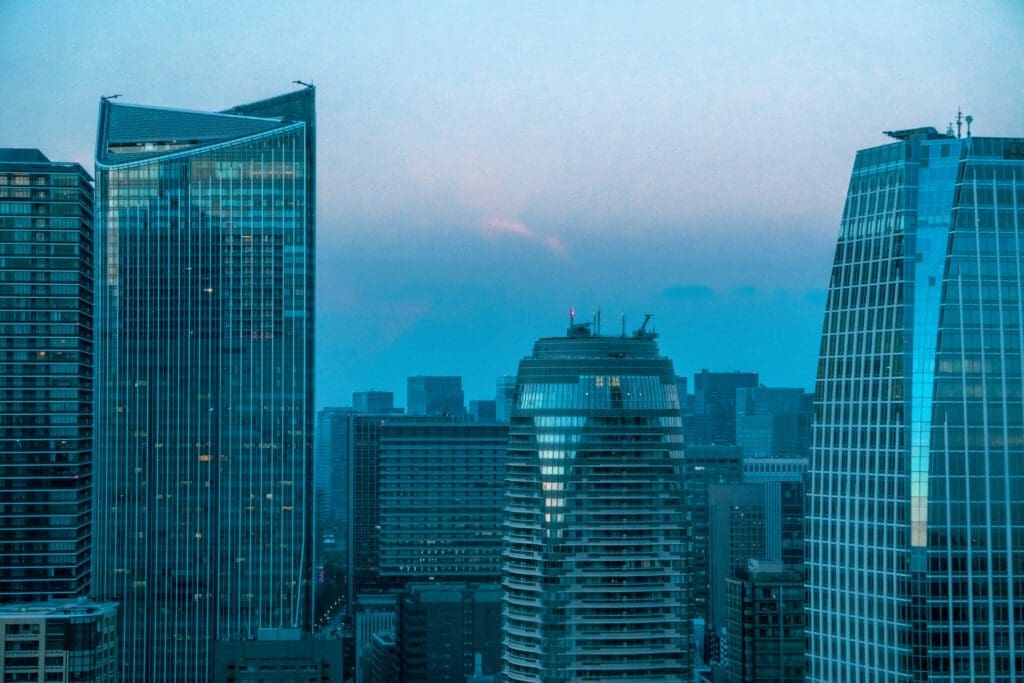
[682,445,744,624]
[734,386,812,459]
[495,375,516,423]
[397,583,502,683]
[92,87,316,680]
[0,150,94,603]
[0,600,118,682]
[807,127,1024,682]
[407,375,465,419]
[468,399,497,422]
[378,421,506,583]
[725,559,805,683]
[688,370,759,445]
[353,391,395,414]
[316,407,355,561]
[503,321,690,681]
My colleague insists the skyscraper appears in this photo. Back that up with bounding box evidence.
[688,370,758,445]
[0,150,94,603]
[407,376,465,419]
[503,320,690,681]
[92,87,316,680]
[807,127,1024,681]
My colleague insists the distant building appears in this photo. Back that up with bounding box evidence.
[397,583,501,683]
[353,391,395,414]
[0,150,94,603]
[407,376,465,419]
[725,559,805,683]
[734,386,812,459]
[316,407,356,555]
[468,399,497,422]
[494,376,516,422]
[683,445,744,624]
[807,129,1024,680]
[378,421,506,583]
[213,631,343,683]
[0,600,118,682]
[688,370,759,445]
[707,484,767,632]
[503,321,690,681]
[741,457,807,484]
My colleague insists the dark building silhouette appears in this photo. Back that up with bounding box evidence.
[468,399,497,422]
[407,375,465,419]
[807,127,1024,681]
[503,320,690,681]
[92,87,316,681]
[725,559,805,683]
[353,391,395,414]
[688,370,758,445]
[0,150,94,603]
[734,386,812,459]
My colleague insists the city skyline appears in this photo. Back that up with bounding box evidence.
[2,2,1021,407]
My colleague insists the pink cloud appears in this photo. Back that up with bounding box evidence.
[479,217,568,258]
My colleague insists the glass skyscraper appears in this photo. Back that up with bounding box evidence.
[92,88,315,680]
[807,128,1024,681]
[0,150,94,602]
[503,321,690,682]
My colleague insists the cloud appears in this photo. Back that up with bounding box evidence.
[661,284,716,300]
[479,217,568,258]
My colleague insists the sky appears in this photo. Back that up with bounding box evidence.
[2,1,1022,409]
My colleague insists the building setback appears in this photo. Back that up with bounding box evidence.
[92,87,316,681]
[807,128,1024,681]
[503,320,690,681]
[0,151,94,603]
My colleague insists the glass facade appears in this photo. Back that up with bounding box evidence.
[92,89,315,681]
[503,326,690,682]
[808,130,1024,681]
[0,150,94,603]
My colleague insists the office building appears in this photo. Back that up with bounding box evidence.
[353,391,395,414]
[316,407,355,555]
[213,631,343,683]
[0,150,93,603]
[0,600,118,682]
[688,370,759,445]
[397,583,501,683]
[495,375,515,422]
[378,421,506,582]
[725,559,805,683]
[683,445,744,624]
[92,87,316,680]
[503,319,690,681]
[407,376,465,419]
[734,386,812,459]
[468,399,497,422]
[807,127,1024,681]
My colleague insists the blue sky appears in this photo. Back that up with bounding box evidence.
[3,1,1022,407]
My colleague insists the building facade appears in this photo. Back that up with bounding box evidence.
[725,559,805,683]
[0,600,118,683]
[503,322,690,681]
[807,128,1024,681]
[406,376,465,419]
[378,421,506,583]
[92,88,316,680]
[0,150,94,603]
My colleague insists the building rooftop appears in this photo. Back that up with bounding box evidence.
[0,599,117,619]
[0,148,50,162]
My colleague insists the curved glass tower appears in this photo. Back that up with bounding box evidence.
[92,88,315,681]
[807,128,1024,682]
[502,321,689,682]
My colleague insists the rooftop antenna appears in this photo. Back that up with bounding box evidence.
[965,114,973,138]
[946,121,955,137]
[621,313,626,338]
[569,307,575,327]
[292,80,314,89]
[956,108,963,139]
